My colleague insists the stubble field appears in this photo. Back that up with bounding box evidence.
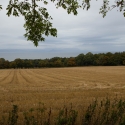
[0,66,125,123]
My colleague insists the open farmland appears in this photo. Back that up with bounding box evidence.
[0,66,125,124]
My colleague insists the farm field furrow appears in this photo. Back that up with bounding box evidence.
[30,69,75,83]
[0,70,11,81]
[0,67,124,90]
[0,66,125,124]
[0,70,15,85]
[25,69,62,83]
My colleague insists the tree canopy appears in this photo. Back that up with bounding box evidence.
[0,0,125,46]
[0,51,125,68]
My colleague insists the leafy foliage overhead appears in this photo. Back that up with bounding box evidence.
[0,0,125,46]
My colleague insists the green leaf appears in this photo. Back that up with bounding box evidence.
[13,9,19,16]
[123,12,125,17]
[6,6,13,16]
[43,1,48,5]
[0,5,2,10]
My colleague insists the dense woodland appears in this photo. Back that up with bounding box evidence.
[0,52,125,69]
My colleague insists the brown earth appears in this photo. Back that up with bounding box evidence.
[0,66,125,123]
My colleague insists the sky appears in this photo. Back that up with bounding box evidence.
[0,0,125,61]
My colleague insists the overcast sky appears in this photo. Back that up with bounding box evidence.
[0,0,125,61]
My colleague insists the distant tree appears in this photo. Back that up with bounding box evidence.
[123,60,125,65]
[54,59,63,67]
[121,52,125,65]
[1,51,125,69]
[4,60,10,68]
[76,54,85,66]
[0,0,125,46]
[84,52,94,66]
[93,53,101,66]
[48,57,63,67]
[41,59,49,67]
[102,55,110,66]
[105,52,113,65]
[10,61,16,68]
[95,54,104,66]
[111,52,121,65]
[0,58,5,69]
[14,58,24,68]
[67,57,76,67]
[23,59,33,68]
[32,59,40,67]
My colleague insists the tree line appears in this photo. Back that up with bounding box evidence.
[0,51,125,69]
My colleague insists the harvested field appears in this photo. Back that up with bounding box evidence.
[0,66,125,124]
